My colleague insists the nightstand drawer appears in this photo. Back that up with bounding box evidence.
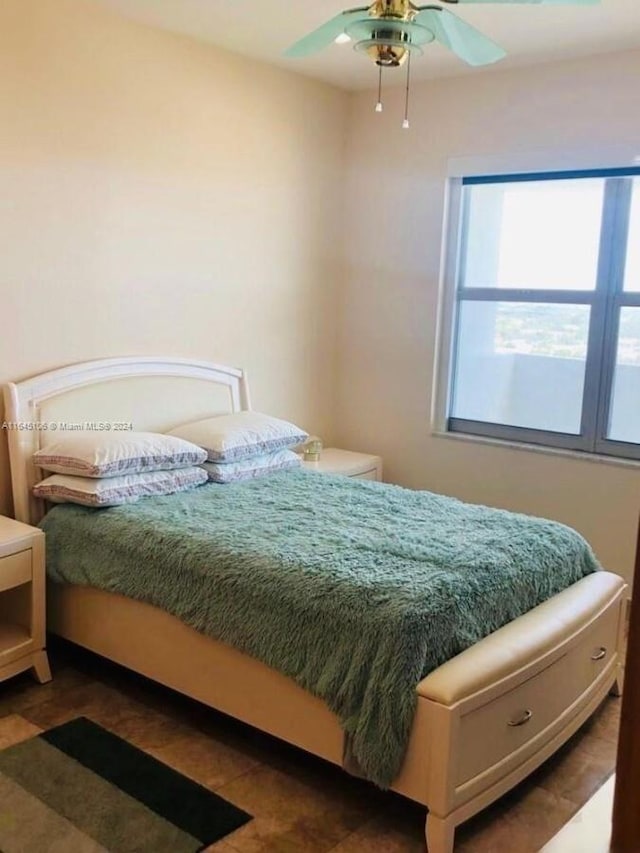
[0,549,31,593]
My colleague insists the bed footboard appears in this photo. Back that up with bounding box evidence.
[412,571,626,853]
[47,571,625,853]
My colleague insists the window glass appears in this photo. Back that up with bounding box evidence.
[608,307,640,444]
[461,180,604,291]
[451,302,590,434]
[624,179,640,293]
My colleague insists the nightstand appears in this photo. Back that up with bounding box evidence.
[301,448,383,481]
[0,516,51,685]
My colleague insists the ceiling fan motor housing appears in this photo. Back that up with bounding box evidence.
[370,0,415,20]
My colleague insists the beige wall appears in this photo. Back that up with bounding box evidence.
[2,0,638,583]
[337,50,640,583]
[0,0,348,514]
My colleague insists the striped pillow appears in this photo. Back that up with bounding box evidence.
[33,467,207,507]
[34,432,206,478]
[169,412,308,463]
[201,449,301,484]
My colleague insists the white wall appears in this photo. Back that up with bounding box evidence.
[0,0,348,514]
[338,50,640,583]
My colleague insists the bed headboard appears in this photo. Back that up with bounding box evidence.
[3,356,251,526]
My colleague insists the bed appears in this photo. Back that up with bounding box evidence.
[3,356,627,853]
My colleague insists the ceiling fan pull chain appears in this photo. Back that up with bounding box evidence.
[375,64,383,112]
[402,50,412,128]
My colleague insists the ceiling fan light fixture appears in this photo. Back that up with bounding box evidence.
[356,37,424,66]
[348,19,434,65]
[360,41,402,66]
[348,19,434,42]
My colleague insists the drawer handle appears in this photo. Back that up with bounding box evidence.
[591,647,607,662]
[508,710,533,728]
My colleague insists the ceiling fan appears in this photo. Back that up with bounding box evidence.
[285,0,599,126]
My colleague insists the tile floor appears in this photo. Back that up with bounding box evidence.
[0,641,620,852]
[541,775,615,853]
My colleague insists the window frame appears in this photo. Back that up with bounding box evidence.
[445,166,640,462]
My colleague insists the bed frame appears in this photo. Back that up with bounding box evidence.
[4,357,627,853]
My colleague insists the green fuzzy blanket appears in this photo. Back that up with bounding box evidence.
[41,471,599,787]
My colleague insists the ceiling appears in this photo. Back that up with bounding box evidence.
[95,0,640,90]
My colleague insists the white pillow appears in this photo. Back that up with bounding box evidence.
[33,467,208,508]
[202,449,301,484]
[33,431,206,478]
[169,412,308,463]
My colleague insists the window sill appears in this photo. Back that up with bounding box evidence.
[431,429,640,471]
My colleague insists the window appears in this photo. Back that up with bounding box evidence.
[447,168,640,460]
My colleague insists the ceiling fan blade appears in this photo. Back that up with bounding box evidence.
[415,8,506,65]
[448,0,599,4]
[284,8,370,58]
